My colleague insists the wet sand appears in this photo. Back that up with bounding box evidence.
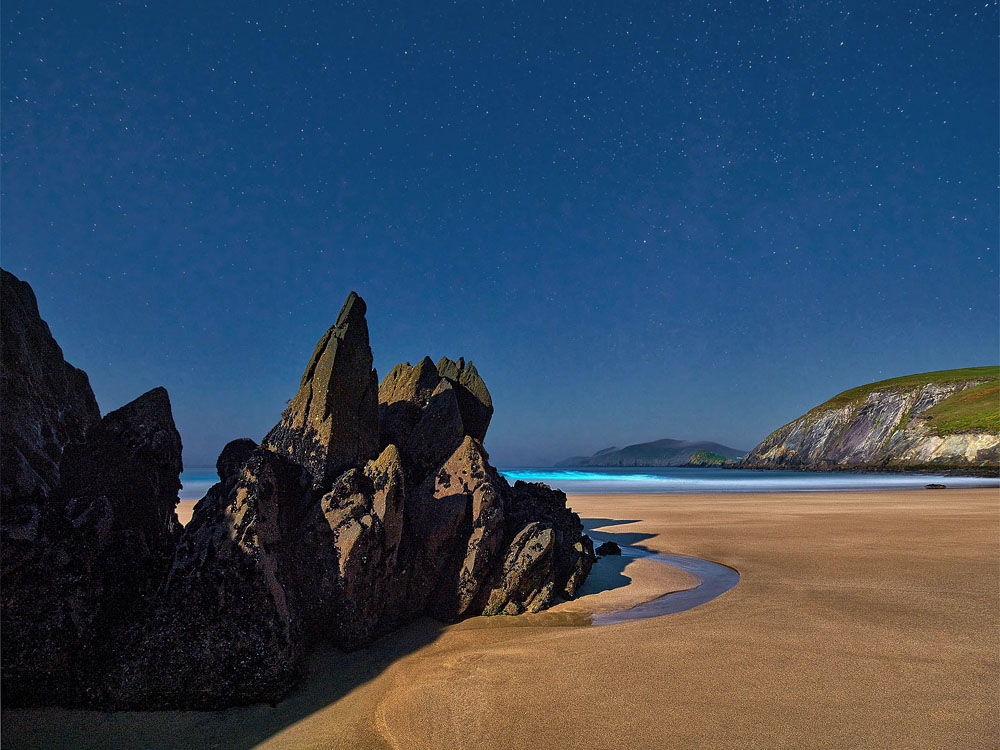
[4,488,998,748]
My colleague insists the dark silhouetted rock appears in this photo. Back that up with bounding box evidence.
[262,291,379,491]
[596,540,622,556]
[59,387,183,571]
[1,269,100,524]
[0,271,185,707]
[1,270,103,704]
[109,448,306,709]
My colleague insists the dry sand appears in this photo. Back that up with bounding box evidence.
[4,488,998,749]
[176,499,197,526]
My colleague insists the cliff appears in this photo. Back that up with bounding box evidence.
[741,368,999,473]
[559,438,745,467]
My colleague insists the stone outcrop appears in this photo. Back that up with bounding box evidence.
[1,275,594,710]
[378,356,494,483]
[0,272,186,707]
[108,446,306,708]
[262,291,379,489]
[742,374,999,472]
[0,269,101,521]
[436,356,494,442]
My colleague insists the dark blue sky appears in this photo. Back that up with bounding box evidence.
[3,1,997,466]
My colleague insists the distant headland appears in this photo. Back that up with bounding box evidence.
[558,438,745,468]
[740,367,999,474]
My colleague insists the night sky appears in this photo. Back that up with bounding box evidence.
[3,1,997,467]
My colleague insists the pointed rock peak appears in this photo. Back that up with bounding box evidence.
[99,387,183,473]
[335,291,366,327]
[263,291,379,490]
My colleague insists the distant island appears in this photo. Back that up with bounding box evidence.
[741,367,999,473]
[558,438,745,468]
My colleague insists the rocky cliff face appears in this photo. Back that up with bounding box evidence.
[1,274,594,709]
[742,377,999,472]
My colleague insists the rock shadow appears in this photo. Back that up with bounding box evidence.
[1,618,446,750]
[573,517,655,597]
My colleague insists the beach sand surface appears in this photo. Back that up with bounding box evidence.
[176,499,197,526]
[3,489,997,749]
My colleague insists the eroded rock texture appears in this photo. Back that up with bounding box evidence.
[1,276,593,709]
[742,380,999,471]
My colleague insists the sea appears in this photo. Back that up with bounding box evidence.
[179,466,1000,500]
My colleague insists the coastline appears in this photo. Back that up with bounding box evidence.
[7,488,998,748]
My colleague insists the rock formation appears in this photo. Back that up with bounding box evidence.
[0,269,101,521]
[114,302,593,707]
[262,291,379,489]
[1,271,185,705]
[1,271,594,709]
[742,369,999,472]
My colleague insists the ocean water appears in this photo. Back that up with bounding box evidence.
[180,466,999,500]
[179,469,219,500]
[499,467,1000,494]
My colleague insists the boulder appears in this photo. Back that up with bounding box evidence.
[291,444,406,649]
[59,387,183,574]
[0,272,186,707]
[216,437,259,484]
[503,480,595,600]
[596,540,622,556]
[481,522,557,615]
[262,291,379,491]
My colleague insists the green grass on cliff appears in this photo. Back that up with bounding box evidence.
[808,366,999,436]
[921,381,1000,436]
[817,367,999,410]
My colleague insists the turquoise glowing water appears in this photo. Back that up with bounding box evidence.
[179,466,999,500]
[500,467,999,494]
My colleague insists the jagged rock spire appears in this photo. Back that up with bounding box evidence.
[262,291,379,490]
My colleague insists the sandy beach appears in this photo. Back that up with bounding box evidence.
[4,488,998,749]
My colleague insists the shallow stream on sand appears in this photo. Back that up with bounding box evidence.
[585,532,740,625]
